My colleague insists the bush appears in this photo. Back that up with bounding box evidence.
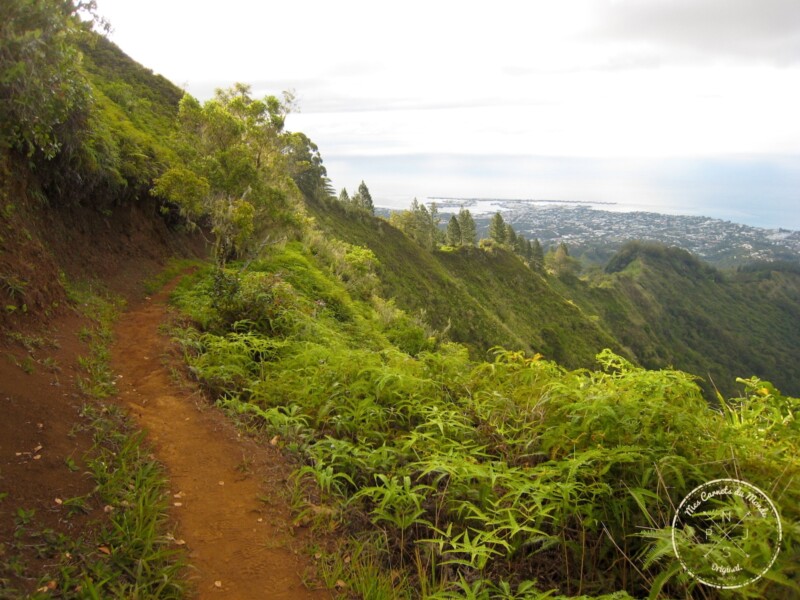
[172,245,800,599]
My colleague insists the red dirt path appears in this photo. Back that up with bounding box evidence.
[111,281,331,600]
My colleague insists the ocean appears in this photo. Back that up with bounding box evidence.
[329,153,800,231]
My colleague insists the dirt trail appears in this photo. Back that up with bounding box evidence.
[111,280,330,600]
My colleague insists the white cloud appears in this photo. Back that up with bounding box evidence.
[585,0,800,66]
[94,0,800,227]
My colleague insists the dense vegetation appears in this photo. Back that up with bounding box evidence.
[553,241,800,398]
[307,199,623,369]
[170,242,799,598]
[3,2,800,597]
[309,200,800,399]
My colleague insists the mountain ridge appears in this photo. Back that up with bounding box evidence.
[2,27,798,395]
[2,10,799,598]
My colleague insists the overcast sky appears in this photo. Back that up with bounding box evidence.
[95,0,800,228]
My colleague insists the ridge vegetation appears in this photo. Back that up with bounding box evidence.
[2,2,799,598]
[169,240,798,598]
[554,242,800,398]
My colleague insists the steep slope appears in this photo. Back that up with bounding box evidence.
[170,236,800,600]
[307,200,623,368]
[71,32,182,201]
[1,31,199,332]
[312,199,800,396]
[556,242,800,396]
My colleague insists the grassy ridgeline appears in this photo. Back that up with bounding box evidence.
[552,242,800,398]
[307,201,623,369]
[170,240,799,599]
[308,202,800,400]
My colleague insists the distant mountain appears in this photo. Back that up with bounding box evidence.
[555,241,800,396]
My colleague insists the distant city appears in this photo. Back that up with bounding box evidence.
[380,198,800,268]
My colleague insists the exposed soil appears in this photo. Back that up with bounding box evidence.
[0,276,333,598]
[111,279,331,599]
[0,311,101,597]
[1,163,332,597]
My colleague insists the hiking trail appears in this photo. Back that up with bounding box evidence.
[111,278,330,599]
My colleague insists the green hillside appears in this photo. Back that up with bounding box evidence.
[308,202,800,398]
[308,200,623,368]
[553,242,800,397]
[2,5,800,598]
[169,237,799,599]
[74,33,183,196]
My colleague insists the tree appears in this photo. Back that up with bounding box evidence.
[153,84,295,267]
[489,212,507,244]
[505,223,517,248]
[531,239,545,272]
[514,233,528,256]
[0,0,97,159]
[446,215,462,246]
[388,208,414,239]
[428,202,443,247]
[418,203,434,249]
[524,238,534,261]
[284,131,332,202]
[389,198,442,250]
[357,180,374,214]
[548,241,581,277]
[457,207,477,246]
[339,188,350,205]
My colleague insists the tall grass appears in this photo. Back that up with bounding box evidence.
[171,242,799,599]
[65,404,186,599]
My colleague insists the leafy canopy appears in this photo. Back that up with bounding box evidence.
[0,0,99,159]
[153,84,299,266]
